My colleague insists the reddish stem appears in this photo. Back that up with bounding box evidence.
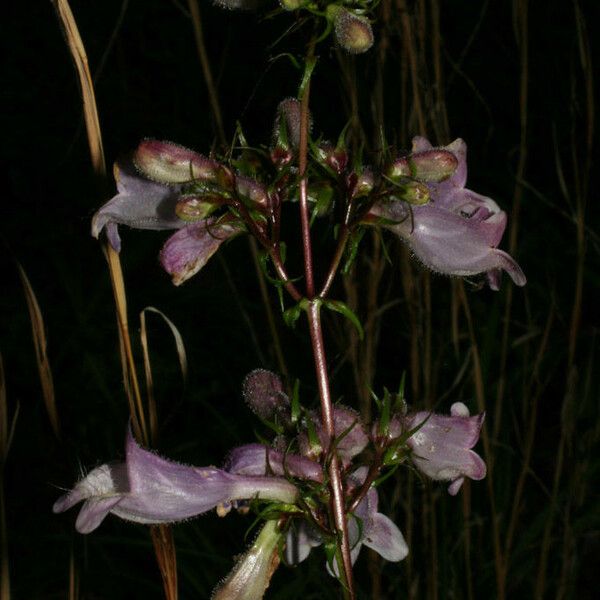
[296,50,355,597]
[307,302,355,598]
[298,76,315,298]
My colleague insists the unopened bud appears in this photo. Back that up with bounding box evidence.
[211,520,283,600]
[134,140,219,184]
[278,0,306,10]
[175,195,220,222]
[352,168,375,198]
[273,98,303,152]
[235,176,268,206]
[395,180,430,205]
[243,369,289,420]
[389,149,458,183]
[213,0,262,10]
[270,146,294,168]
[315,142,348,174]
[330,7,374,55]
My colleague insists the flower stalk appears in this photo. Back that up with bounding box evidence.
[297,45,356,597]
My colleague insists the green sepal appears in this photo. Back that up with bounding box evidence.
[305,413,321,454]
[395,371,407,413]
[378,387,392,437]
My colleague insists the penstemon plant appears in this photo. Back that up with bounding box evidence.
[54,2,525,598]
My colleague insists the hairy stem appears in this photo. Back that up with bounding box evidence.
[307,302,355,599]
[294,43,355,596]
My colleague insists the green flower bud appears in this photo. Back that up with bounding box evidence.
[389,149,458,183]
[329,6,374,55]
[278,0,306,10]
[394,181,430,205]
[175,195,221,222]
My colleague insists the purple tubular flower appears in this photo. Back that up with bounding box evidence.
[159,218,243,286]
[53,429,298,534]
[225,444,323,483]
[405,402,486,495]
[91,163,185,252]
[372,136,526,290]
[286,484,408,573]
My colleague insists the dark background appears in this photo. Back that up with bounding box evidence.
[1,0,599,598]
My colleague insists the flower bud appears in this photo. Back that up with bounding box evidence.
[352,168,375,198]
[213,0,262,10]
[175,195,221,222]
[243,369,289,420]
[134,140,219,184]
[235,176,268,206]
[330,7,374,55]
[394,181,430,205]
[389,149,458,183]
[272,98,303,152]
[315,142,348,174]
[278,0,306,10]
[212,520,283,600]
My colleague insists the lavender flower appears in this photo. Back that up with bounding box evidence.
[159,217,242,286]
[91,162,185,253]
[53,428,298,533]
[404,402,486,495]
[372,136,526,290]
[285,480,408,573]
[91,140,273,284]
[225,444,323,482]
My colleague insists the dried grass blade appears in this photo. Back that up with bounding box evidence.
[52,0,106,176]
[103,244,148,445]
[68,549,79,600]
[0,353,17,600]
[17,265,60,440]
[151,524,178,600]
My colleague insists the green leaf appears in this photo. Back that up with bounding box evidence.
[298,56,318,99]
[342,228,365,274]
[323,300,364,340]
[283,298,309,329]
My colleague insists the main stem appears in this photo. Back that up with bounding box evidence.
[297,52,356,598]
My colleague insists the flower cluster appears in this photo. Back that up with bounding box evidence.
[55,369,486,598]
[92,100,525,292]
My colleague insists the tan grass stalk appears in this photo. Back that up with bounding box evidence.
[52,0,106,177]
[53,1,178,595]
[0,354,10,600]
[187,0,226,148]
[68,549,79,600]
[0,354,18,600]
[17,265,60,440]
[103,245,148,443]
[536,3,594,595]
[457,282,504,599]
[500,307,554,589]
[494,0,529,442]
